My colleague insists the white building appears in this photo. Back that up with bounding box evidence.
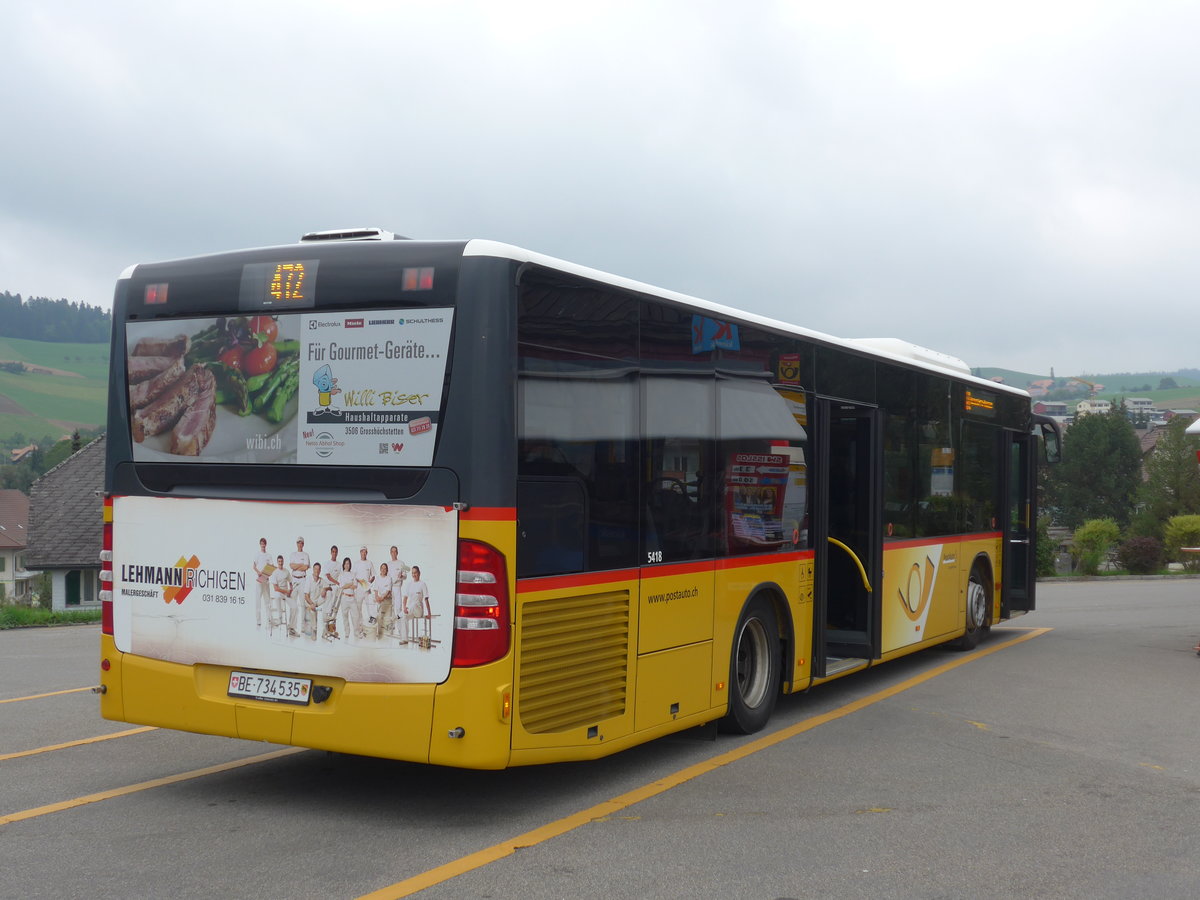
[1075,398,1112,417]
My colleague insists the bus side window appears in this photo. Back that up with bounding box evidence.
[517,365,640,576]
[517,477,587,577]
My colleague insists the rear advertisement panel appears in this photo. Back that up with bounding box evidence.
[111,496,457,684]
[124,309,453,466]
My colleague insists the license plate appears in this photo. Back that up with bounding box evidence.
[228,671,312,706]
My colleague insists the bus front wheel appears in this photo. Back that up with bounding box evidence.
[952,565,990,651]
[719,595,780,734]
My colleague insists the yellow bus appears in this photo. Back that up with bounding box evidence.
[98,229,1059,768]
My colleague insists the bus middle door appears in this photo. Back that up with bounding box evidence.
[813,400,882,676]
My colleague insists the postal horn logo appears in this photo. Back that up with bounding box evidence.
[898,556,937,623]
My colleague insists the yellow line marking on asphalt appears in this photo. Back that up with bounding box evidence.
[0,726,158,762]
[0,747,305,826]
[0,687,93,704]
[359,627,1052,899]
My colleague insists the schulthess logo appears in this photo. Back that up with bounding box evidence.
[344,318,364,328]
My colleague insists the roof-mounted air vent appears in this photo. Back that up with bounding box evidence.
[299,227,407,242]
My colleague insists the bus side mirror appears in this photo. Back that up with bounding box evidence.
[1038,420,1062,464]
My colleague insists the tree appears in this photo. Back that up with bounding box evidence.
[1137,417,1200,537]
[1158,377,1178,391]
[1043,406,1142,528]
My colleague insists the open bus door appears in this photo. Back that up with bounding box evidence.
[1002,418,1059,617]
[1001,431,1036,616]
[813,400,882,676]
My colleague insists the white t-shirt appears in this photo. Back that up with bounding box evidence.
[352,558,374,590]
[253,551,271,583]
[404,579,429,616]
[289,550,311,575]
[305,573,325,605]
[269,568,292,597]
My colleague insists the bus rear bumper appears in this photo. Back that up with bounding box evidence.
[99,634,441,763]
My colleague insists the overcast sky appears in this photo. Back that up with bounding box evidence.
[3,1,1199,376]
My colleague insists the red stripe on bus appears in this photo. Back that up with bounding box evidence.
[516,551,818,594]
[517,569,640,593]
[458,507,517,521]
[717,550,814,570]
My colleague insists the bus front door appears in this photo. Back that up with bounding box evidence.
[1001,431,1037,616]
[813,401,882,676]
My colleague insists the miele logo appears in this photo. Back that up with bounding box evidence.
[344,318,364,328]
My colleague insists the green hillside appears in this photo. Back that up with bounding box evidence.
[0,337,109,441]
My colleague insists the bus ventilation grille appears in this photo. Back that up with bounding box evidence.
[518,590,630,734]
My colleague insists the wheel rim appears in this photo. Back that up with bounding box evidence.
[735,617,771,708]
[966,576,987,630]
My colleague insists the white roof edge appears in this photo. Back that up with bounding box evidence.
[118,264,137,280]
[463,240,1030,398]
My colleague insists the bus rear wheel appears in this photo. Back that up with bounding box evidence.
[719,595,780,734]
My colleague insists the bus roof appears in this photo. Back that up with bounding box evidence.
[463,239,1030,399]
[116,235,1029,399]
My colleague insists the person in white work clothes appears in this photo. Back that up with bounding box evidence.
[403,565,431,644]
[335,556,358,640]
[268,555,293,636]
[303,561,324,640]
[289,537,311,579]
[367,562,393,638]
[350,546,374,641]
[387,546,408,636]
[285,538,311,636]
[252,537,271,628]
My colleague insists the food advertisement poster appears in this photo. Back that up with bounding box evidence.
[725,452,789,545]
[111,495,458,684]
[125,309,454,466]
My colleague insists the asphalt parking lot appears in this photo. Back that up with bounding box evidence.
[3,579,1199,900]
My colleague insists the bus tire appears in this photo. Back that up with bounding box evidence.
[952,564,990,651]
[719,595,781,734]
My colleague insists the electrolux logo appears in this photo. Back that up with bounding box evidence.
[309,319,340,330]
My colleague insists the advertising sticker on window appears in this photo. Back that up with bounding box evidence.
[125,309,453,466]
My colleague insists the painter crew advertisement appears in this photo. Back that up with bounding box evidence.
[109,495,458,684]
[124,309,454,466]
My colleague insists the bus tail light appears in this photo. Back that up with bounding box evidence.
[452,539,510,667]
[100,497,114,635]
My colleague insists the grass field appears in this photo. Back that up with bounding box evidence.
[0,336,109,439]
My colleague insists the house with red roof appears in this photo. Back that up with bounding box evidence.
[0,489,37,604]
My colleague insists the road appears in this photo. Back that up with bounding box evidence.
[3,579,1199,899]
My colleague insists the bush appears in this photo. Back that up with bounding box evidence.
[1164,515,1200,571]
[1115,536,1164,575]
[1036,518,1057,577]
[0,606,102,628]
[1072,518,1121,575]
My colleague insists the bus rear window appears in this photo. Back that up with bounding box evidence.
[124,308,453,467]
